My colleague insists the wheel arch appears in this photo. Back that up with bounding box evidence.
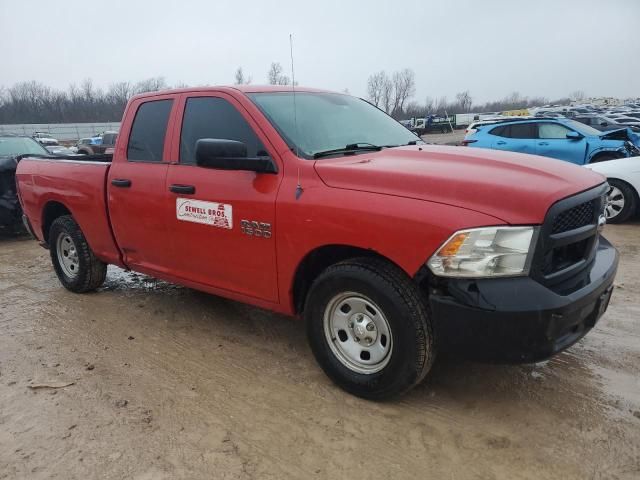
[588,149,625,164]
[41,200,73,245]
[291,244,406,315]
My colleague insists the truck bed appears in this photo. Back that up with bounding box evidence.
[20,153,113,163]
[16,156,122,266]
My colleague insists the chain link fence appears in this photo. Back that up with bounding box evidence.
[0,122,121,142]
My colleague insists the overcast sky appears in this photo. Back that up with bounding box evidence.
[1,0,638,104]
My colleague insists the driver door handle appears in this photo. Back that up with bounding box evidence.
[496,141,506,145]
[538,142,549,146]
[169,184,196,195]
[111,179,131,188]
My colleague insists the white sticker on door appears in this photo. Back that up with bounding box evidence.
[176,198,233,229]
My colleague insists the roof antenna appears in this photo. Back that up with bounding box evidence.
[290,33,304,200]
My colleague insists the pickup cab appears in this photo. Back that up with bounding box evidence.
[16,86,619,399]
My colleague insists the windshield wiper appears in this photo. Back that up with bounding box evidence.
[313,142,383,159]
[379,140,424,149]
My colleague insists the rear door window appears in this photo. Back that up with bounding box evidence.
[127,99,173,162]
[508,123,536,138]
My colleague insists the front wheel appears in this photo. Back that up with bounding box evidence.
[605,179,637,224]
[49,215,107,292]
[304,258,435,400]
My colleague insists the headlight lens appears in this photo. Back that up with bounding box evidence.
[427,226,538,278]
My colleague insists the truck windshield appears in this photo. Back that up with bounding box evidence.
[0,137,48,156]
[249,92,421,159]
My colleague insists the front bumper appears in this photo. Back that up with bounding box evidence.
[427,236,618,363]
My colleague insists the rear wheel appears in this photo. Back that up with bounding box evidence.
[304,257,435,400]
[605,179,637,224]
[49,215,107,292]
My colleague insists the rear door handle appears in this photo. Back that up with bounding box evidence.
[496,141,506,145]
[169,184,196,195]
[538,142,549,146]
[111,179,131,188]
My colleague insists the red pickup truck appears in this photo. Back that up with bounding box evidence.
[16,86,618,399]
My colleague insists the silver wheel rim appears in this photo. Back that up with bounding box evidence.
[323,292,393,374]
[56,232,80,278]
[606,186,625,220]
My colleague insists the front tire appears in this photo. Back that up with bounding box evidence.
[605,179,637,224]
[304,257,435,400]
[49,215,107,292]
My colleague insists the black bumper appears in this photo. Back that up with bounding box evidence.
[428,236,618,363]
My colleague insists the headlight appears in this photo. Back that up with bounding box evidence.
[427,226,538,278]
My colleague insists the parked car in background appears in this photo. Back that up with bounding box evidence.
[585,156,640,223]
[32,132,58,146]
[573,116,640,141]
[465,117,533,136]
[463,118,640,164]
[575,114,624,130]
[46,145,79,156]
[76,131,118,155]
[606,115,640,128]
[0,135,49,230]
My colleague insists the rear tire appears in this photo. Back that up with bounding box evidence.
[49,215,107,292]
[304,257,435,400]
[605,179,637,224]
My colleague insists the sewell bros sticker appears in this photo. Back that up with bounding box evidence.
[176,198,233,229]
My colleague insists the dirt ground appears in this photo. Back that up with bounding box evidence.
[0,223,639,480]
[421,129,467,145]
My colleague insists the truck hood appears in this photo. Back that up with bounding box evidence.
[313,145,605,224]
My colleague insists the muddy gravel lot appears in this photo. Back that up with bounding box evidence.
[0,224,639,480]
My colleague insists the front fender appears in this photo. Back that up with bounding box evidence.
[276,180,506,315]
[586,143,628,162]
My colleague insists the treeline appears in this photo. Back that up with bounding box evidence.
[0,77,170,124]
[0,67,584,124]
[366,68,580,120]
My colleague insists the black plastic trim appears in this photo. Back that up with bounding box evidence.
[426,236,618,363]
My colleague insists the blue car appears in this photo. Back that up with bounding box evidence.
[463,118,640,164]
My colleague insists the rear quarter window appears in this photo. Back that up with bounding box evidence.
[490,125,508,137]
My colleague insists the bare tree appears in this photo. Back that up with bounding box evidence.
[434,96,447,115]
[390,69,415,117]
[107,82,133,105]
[381,77,393,114]
[424,96,434,114]
[133,77,167,94]
[455,91,473,112]
[267,62,290,85]
[367,71,389,108]
[570,90,586,102]
[81,78,95,102]
[234,67,252,85]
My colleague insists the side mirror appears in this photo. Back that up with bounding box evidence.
[566,131,583,140]
[195,139,277,174]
